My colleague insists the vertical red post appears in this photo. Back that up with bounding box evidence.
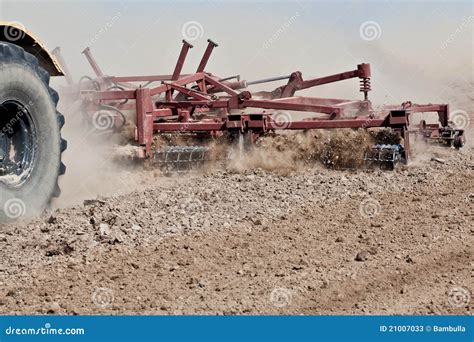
[136,87,153,157]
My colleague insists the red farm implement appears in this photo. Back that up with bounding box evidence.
[52,39,466,170]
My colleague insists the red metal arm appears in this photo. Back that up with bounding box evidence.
[196,39,218,72]
[172,40,193,80]
[82,47,105,77]
[274,63,371,99]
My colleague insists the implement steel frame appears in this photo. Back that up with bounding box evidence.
[57,39,458,162]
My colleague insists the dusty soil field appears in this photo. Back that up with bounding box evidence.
[0,141,472,315]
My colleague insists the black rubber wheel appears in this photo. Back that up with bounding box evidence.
[453,134,464,149]
[0,42,66,222]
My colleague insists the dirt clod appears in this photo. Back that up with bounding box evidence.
[355,251,370,262]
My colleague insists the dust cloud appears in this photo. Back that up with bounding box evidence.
[54,104,154,208]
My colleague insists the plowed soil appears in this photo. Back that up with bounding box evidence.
[0,142,472,315]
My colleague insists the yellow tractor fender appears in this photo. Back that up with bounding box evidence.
[0,21,63,76]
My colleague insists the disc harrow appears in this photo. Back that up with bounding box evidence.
[52,39,466,172]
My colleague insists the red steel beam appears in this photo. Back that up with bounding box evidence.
[197,39,218,72]
[152,117,387,133]
[82,47,104,77]
[92,73,217,101]
[172,40,193,80]
[167,83,212,101]
[153,108,173,117]
[203,75,239,96]
[155,100,229,108]
[275,64,371,98]
[150,73,205,96]
[243,99,341,115]
[109,74,190,82]
[154,121,225,131]
[300,64,369,90]
[268,118,385,130]
[272,97,356,105]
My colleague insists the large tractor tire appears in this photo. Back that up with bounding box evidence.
[0,42,66,222]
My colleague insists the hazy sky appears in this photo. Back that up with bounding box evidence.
[0,0,472,104]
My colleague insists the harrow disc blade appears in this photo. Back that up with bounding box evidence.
[364,144,404,170]
[153,146,210,173]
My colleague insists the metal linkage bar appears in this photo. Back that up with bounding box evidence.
[197,39,218,73]
[246,75,291,86]
[82,47,105,77]
[271,63,372,99]
[172,40,194,80]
